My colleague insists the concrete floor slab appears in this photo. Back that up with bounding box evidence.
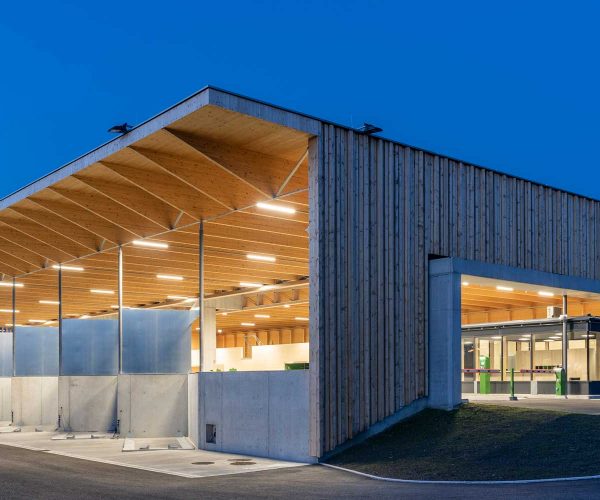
[0,431,305,478]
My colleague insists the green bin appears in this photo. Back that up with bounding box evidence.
[555,367,566,396]
[479,355,491,394]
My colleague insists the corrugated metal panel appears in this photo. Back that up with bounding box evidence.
[122,309,194,374]
[14,327,58,376]
[61,319,118,376]
[310,124,600,455]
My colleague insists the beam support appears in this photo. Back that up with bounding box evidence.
[11,277,16,377]
[118,246,123,374]
[562,294,568,394]
[58,265,63,375]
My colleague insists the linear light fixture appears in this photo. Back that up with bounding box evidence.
[167,295,195,302]
[256,202,296,214]
[462,281,469,286]
[254,314,270,318]
[0,282,24,288]
[241,322,255,327]
[5,324,22,327]
[52,264,84,272]
[0,309,18,313]
[39,300,60,305]
[496,285,514,292]
[295,316,309,321]
[240,282,263,288]
[90,289,115,295]
[157,274,184,281]
[283,304,291,308]
[218,329,223,333]
[133,240,169,249]
[80,315,90,319]
[28,320,46,323]
[221,312,228,316]
[247,254,276,263]
[538,291,555,297]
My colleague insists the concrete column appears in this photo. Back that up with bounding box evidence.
[201,305,217,372]
[428,261,462,410]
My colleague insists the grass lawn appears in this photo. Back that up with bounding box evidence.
[326,403,600,480]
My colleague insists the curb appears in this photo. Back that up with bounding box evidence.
[321,463,600,485]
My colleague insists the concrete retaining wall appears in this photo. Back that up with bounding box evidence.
[12,376,58,427]
[58,376,117,432]
[0,377,10,421]
[117,374,188,437]
[197,370,312,462]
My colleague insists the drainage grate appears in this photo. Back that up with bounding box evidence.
[227,458,252,462]
[191,461,214,465]
[230,461,256,466]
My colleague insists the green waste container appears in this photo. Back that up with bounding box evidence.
[555,367,566,396]
[479,355,491,394]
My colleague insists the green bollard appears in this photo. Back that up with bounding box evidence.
[479,355,491,394]
[555,367,566,396]
[509,368,517,400]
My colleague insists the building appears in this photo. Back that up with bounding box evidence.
[0,86,599,462]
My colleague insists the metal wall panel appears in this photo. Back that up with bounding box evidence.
[122,309,193,374]
[14,327,58,376]
[61,319,118,376]
[0,333,12,377]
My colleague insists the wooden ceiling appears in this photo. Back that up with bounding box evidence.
[0,105,311,330]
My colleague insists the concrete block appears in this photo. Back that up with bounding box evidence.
[117,374,188,437]
[58,376,117,432]
[12,376,58,427]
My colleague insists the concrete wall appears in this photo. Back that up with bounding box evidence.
[197,370,312,462]
[12,377,58,427]
[0,377,10,421]
[117,374,188,437]
[58,376,117,432]
[187,373,199,447]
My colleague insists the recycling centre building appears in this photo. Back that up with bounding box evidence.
[0,86,600,462]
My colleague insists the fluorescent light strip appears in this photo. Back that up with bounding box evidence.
[52,265,84,272]
[133,240,169,249]
[462,281,469,286]
[283,304,291,308]
[295,317,309,321]
[39,300,60,305]
[0,282,24,288]
[538,291,555,297]
[240,282,263,288]
[167,295,196,303]
[256,202,296,214]
[496,285,514,292]
[254,314,270,318]
[28,320,46,324]
[90,289,114,295]
[157,274,184,281]
[247,254,276,263]
[241,322,255,327]
[0,309,18,313]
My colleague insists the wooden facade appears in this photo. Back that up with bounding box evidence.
[309,122,600,456]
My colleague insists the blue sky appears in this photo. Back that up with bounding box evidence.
[1,1,599,199]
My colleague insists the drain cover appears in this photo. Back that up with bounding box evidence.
[191,461,214,465]
[227,458,252,462]
[230,461,256,465]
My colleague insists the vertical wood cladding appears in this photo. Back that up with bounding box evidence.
[310,123,600,455]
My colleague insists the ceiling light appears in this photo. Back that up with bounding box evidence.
[247,254,276,263]
[221,312,228,316]
[167,295,195,302]
[218,329,223,333]
[295,317,309,321]
[80,315,90,319]
[157,274,184,281]
[283,304,291,308]
[256,202,296,214]
[241,322,255,327]
[496,285,514,292]
[28,320,46,323]
[133,240,169,249]
[5,324,22,327]
[0,309,18,313]
[491,336,502,340]
[240,282,263,288]
[52,265,84,272]
[518,338,530,341]
[462,281,469,286]
[90,289,114,295]
[0,282,24,288]
[254,314,270,318]
[39,300,60,305]
[538,291,555,297]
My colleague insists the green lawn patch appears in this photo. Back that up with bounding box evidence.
[326,403,600,481]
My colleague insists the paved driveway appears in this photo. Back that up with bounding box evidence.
[0,444,599,499]
[471,397,600,415]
